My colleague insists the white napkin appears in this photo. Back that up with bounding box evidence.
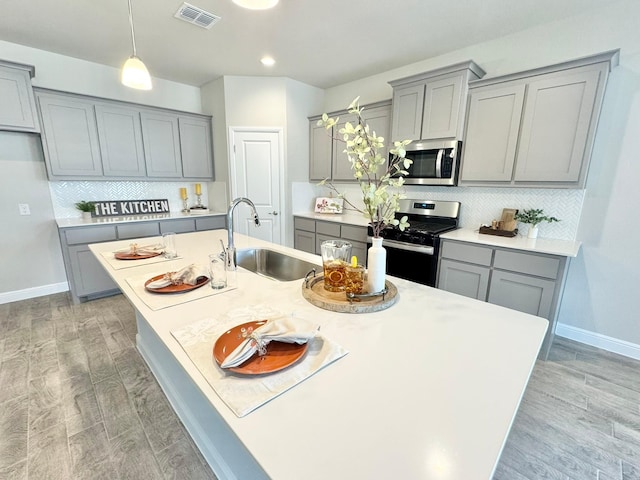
[114,242,164,255]
[220,316,320,368]
[146,264,209,289]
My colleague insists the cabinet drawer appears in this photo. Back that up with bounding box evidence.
[64,226,117,245]
[294,217,316,233]
[441,241,492,266]
[117,222,160,239]
[196,216,226,231]
[341,225,367,243]
[160,219,195,234]
[494,250,560,279]
[316,221,340,237]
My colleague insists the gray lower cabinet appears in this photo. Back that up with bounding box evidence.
[59,215,225,303]
[437,239,568,360]
[0,60,40,132]
[293,216,368,264]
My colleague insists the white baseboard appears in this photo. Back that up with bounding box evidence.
[555,323,640,361]
[0,282,69,305]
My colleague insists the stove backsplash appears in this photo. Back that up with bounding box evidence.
[294,182,584,241]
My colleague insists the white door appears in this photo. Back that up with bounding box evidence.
[229,128,283,244]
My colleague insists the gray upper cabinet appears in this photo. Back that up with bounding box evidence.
[179,115,214,179]
[37,92,103,177]
[95,103,146,177]
[331,112,358,181]
[0,60,40,132]
[309,101,391,182]
[309,120,332,181]
[460,50,619,188]
[459,84,526,182]
[34,88,214,181]
[140,111,182,178]
[389,61,485,142]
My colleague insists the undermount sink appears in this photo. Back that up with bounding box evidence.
[236,248,320,282]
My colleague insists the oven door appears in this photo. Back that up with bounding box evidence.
[367,237,439,287]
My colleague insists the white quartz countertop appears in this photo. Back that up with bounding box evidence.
[441,228,582,257]
[294,211,370,227]
[89,230,547,480]
[56,211,225,228]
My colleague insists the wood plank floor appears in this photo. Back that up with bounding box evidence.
[1,292,639,479]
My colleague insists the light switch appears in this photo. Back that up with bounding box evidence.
[18,203,31,215]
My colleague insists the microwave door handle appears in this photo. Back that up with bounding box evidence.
[435,149,444,177]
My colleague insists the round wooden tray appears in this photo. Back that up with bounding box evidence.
[301,276,398,314]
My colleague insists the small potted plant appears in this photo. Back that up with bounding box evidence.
[514,208,560,239]
[75,201,95,220]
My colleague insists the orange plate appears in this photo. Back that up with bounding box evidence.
[213,320,309,375]
[144,274,209,293]
[115,251,162,260]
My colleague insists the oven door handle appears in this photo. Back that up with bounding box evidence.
[367,237,435,255]
[435,148,444,178]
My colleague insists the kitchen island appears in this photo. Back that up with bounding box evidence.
[90,230,548,480]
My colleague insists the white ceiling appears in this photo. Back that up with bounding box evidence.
[0,0,619,89]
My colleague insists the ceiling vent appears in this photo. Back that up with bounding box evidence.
[174,2,221,29]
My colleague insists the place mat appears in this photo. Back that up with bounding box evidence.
[125,270,236,310]
[100,250,183,270]
[171,305,348,417]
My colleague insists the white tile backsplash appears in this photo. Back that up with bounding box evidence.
[293,182,585,241]
[49,181,211,218]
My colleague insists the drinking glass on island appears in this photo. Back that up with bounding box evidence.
[162,232,178,259]
[345,261,365,295]
[208,253,227,289]
[320,240,352,292]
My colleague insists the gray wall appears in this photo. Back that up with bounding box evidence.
[0,132,67,295]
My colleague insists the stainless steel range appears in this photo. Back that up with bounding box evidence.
[366,199,461,287]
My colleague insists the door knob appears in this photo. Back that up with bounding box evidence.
[269,211,278,216]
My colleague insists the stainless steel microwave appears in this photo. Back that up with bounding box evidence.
[397,139,461,186]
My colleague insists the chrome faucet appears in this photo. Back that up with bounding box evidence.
[226,197,261,270]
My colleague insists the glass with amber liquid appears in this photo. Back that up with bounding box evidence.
[320,240,352,292]
[345,263,365,295]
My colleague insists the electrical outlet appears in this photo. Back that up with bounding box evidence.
[18,203,31,215]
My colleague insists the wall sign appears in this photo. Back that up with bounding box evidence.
[92,199,170,217]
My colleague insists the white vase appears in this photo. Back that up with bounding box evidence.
[81,211,92,221]
[367,237,386,293]
[527,225,539,239]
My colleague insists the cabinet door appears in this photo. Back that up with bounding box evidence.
[421,74,463,140]
[37,94,103,177]
[331,112,359,181]
[179,116,214,179]
[195,216,226,231]
[294,229,316,254]
[0,64,39,132]
[68,245,118,297]
[514,67,602,183]
[362,104,391,177]
[95,104,146,177]
[460,84,526,182]
[488,270,555,319]
[140,111,182,178]
[160,219,195,234]
[391,83,425,141]
[438,259,490,301]
[309,121,332,181]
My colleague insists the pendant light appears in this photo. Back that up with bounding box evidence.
[232,0,279,10]
[121,0,152,90]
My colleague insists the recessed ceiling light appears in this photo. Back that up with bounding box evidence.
[261,56,275,66]
[232,0,279,10]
